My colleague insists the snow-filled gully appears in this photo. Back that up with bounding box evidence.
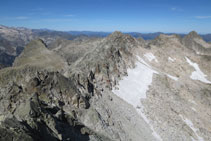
[112,56,162,141]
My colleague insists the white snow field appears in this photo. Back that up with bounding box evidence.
[113,56,162,141]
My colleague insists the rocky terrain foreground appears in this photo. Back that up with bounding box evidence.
[0,30,211,141]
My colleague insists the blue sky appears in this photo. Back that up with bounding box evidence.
[0,0,211,33]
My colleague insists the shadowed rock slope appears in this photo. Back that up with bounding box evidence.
[0,39,109,141]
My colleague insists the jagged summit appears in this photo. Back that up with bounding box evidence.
[107,31,133,39]
[182,31,211,55]
[103,31,138,49]
[68,30,139,94]
[108,31,123,38]
[188,31,199,36]
[185,31,202,39]
[183,31,202,44]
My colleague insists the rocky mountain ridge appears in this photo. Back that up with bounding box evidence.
[1,24,211,69]
[0,30,211,141]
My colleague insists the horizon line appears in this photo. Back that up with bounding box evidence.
[1,24,211,35]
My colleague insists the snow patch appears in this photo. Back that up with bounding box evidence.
[167,74,178,81]
[185,57,211,84]
[113,56,157,106]
[113,56,162,141]
[168,57,176,62]
[179,115,204,141]
[144,53,158,62]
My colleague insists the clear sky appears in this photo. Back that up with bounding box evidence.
[0,0,211,33]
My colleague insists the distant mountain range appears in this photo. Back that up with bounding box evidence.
[1,25,211,41]
[0,24,211,69]
[68,31,211,42]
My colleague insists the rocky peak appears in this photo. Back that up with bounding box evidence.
[13,39,67,71]
[13,39,48,66]
[23,39,47,51]
[107,31,124,38]
[72,31,137,73]
[183,31,202,43]
[188,31,199,37]
[106,31,136,44]
[181,31,211,55]
[68,32,138,99]
[185,31,202,39]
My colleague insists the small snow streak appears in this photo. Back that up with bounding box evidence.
[167,74,178,81]
[179,115,204,141]
[168,57,176,62]
[144,53,158,62]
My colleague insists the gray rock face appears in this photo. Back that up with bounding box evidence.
[183,31,211,55]
[0,30,211,141]
[0,69,105,140]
